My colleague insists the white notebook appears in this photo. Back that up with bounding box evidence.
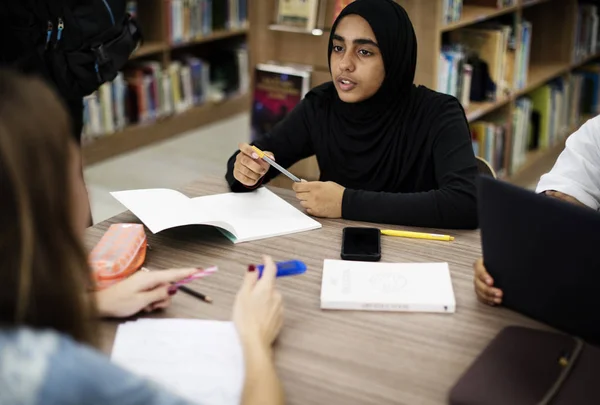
[110,187,322,243]
[111,319,244,405]
[320,259,456,313]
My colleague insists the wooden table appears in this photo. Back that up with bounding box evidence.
[87,175,547,405]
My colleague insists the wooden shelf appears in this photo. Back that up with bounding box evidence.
[466,98,511,122]
[522,0,552,7]
[468,61,577,122]
[131,42,167,58]
[571,52,600,69]
[440,4,519,32]
[170,28,249,49]
[83,93,249,166]
[518,62,570,95]
[440,0,552,33]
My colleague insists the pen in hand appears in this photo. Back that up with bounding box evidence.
[251,145,301,183]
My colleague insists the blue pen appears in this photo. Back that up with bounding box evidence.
[255,260,307,278]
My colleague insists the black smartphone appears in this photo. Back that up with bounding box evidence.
[341,227,381,261]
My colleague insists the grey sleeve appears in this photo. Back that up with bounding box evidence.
[37,334,196,405]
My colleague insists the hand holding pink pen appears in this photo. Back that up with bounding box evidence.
[166,266,217,302]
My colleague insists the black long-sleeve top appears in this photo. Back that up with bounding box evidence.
[226,84,479,230]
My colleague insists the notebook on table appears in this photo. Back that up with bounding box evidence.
[320,259,456,313]
[110,186,322,243]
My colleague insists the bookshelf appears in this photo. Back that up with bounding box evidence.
[408,0,600,183]
[82,0,249,165]
[249,0,600,187]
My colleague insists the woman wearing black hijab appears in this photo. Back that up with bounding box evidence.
[225,0,478,229]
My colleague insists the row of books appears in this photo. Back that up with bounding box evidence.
[442,1,518,26]
[167,0,248,45]
[439,18,531,104]
[81,46,249,142]
[510,64,600,175]
[275,0,357,31]
[470,118,507,178]
[442,0,463,25]
[471,61,600,177]
[510,77,573,174]
[573,2,600,63]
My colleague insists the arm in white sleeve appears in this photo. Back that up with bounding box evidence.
[536,115,600,210]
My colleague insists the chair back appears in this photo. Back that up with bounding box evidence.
[476,156,497,178]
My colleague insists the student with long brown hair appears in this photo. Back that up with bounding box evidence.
[0,69,285,405]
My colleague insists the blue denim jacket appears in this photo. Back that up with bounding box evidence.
[0,328,195,405]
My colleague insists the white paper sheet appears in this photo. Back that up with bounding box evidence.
[111,319,244,405]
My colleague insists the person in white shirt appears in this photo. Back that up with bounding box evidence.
[535,115,600,209]
[475,114,600,305]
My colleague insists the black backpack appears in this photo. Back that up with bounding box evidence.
[3,0,142,100]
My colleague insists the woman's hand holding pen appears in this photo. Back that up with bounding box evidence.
[233,256,285,405]
[94,268,199,318]
[234,143,275,187]
[293,181,345,218]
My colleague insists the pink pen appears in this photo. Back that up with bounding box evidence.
[168,266,218,293]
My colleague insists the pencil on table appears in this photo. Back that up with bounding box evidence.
[179,285,213,303]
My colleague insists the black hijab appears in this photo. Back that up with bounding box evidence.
[310,0,460,191]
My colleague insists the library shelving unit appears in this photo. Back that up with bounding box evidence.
[408,0,598,186]
[83,0,249,166]
[249,0,600,188]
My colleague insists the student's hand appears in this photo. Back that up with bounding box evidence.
[233,143,274,187]
[233,255,284,349]
[473,258,503,306]
[94,268,199,318]
[544,190,586,207]
[292,180,345,218]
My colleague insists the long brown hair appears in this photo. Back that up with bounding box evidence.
[0,69,97,345]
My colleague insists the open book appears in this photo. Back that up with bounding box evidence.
[110,187,321,243]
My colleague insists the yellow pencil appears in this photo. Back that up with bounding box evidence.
[380,229,455,241]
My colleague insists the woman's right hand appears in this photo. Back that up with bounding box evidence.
[233,143,274,187]
[473,258,503,306]
[233,255,284,349]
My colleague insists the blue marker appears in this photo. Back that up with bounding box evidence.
[256,260,307,278]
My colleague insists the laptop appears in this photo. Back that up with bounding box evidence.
[478,175,600,345]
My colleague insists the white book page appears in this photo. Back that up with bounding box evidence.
[111,189,217,233]
[111,189,190,232]
[111,319,244,405]
[190,188,321,243]
[111,187,321,242]
[321,260,455,308]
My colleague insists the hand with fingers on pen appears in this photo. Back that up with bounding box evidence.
[233,143,275,187]
[94,268,200,318]
[232,255,285,405]
[473,258,503,306]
